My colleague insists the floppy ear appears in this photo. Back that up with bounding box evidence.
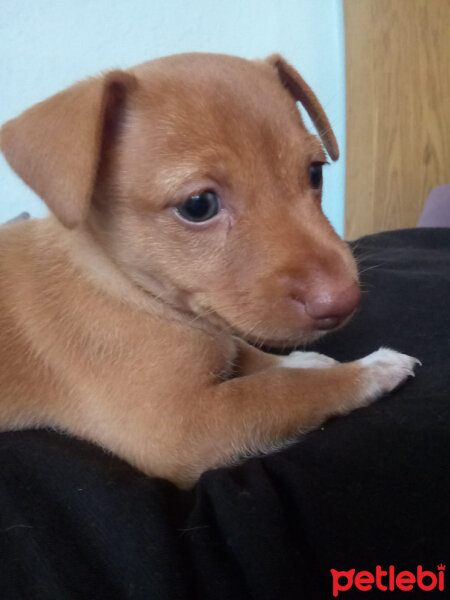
[266,54,339,161]
[0,70,137,228]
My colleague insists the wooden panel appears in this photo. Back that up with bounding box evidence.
[344,0,450,239]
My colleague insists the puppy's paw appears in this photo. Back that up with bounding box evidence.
[281,351,339,369]
[358,347,421,401]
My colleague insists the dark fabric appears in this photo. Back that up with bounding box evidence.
[1,227,449,599]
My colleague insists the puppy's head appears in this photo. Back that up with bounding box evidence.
[0,53,360,346]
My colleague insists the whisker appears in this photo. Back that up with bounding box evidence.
[358,262,386,276]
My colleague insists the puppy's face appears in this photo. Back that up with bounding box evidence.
[97,55,359,345]
[1,53,360,346]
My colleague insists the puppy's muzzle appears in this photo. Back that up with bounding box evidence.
[289,279,362,331]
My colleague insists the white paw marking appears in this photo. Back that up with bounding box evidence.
[359,347,421,400]
[281,351,339,369]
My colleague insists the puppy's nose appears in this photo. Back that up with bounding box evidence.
[289,279,361,330]
[304,281,361,329]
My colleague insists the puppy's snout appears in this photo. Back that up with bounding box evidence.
[289,279,361,330]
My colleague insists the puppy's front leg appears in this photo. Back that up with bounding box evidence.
[183,348,419,484]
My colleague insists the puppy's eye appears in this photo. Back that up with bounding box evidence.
[176,191,221,223]
[309,162,323,189]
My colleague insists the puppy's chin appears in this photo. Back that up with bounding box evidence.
[199,308,329,347]
[240,309,359,349]
[239,328,327,349]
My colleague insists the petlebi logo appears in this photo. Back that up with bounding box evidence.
[330,564,445,596]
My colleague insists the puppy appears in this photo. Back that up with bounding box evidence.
[0,53,419,487]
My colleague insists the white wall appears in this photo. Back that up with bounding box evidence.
[0,0,346,234]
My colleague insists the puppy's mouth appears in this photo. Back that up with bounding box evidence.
[231,308,358,348]
[189,298,349,348]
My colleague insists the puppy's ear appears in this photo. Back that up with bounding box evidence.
[0,70,137,228]
[266,54,339,161]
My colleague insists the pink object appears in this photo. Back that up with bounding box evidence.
[418,185,450,227]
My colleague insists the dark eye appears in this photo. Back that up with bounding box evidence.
[309,162,323,189]
[176,191,221,223]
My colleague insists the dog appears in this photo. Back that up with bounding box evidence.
[0,53,419,487]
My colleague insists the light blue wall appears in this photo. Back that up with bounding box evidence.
[0,0,346,235]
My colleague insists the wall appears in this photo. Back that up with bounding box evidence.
[0,0,346,235]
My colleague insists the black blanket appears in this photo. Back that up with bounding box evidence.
[1,228,449,599]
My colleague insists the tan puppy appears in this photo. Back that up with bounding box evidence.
[0,53,418,487]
